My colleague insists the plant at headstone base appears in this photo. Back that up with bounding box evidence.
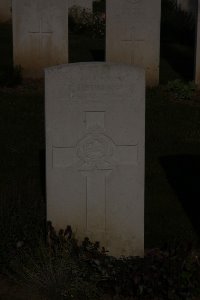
[8,222,103,300]
[6,223,200,300]
[46,227,200,299]
[68,5,105,39]
[0,64,22,87]
[93,244,200,300]
[165,79,196,101]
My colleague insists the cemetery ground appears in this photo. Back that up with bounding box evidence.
[1,75,200,300]
[1,25,200,300]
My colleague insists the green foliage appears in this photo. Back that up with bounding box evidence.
[0,65,22,87]
[68,5,105,38]
[166,79,196,100]
[7,223,200,300]
[102,246,200,299]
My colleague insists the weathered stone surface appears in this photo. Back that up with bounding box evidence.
[45,62,145,257]
[195,0,200,87]
[106,0,161,87]
[12,0,68,78]
[0,0,11,22]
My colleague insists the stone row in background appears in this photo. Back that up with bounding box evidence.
[11,0,160,86]
[106,0,160,86]
[2,0,200,87]
[0,0,94,22]
[0,0,197,22]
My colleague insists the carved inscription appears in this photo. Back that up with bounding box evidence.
[76,132,114,171]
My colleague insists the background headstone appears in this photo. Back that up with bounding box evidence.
[12,0,68,78]
[106,0,161,87]
[195,0,200,87]
[45,63,145,257]
[0,0,11,22]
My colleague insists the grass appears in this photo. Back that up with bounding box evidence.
[3,227,200,300]
[145,85,200,248]
[0,81,46,271]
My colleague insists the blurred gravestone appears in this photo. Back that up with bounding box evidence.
[0,0,11,22]
[45,62,145,257]
[12,0,68,78]
[106,0,161,86]
[195,0,200,87]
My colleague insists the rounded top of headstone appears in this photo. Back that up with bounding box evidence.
[45,62,145,75]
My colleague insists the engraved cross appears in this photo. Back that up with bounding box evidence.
[122,26,145,64]
[29,18,52,55]
[52,111,138,233]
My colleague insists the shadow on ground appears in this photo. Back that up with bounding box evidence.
[160,155,200,240]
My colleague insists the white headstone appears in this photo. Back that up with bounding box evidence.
[69,0,93,10]
[12,0,68,78]
[106,0,161,87]
[45,62,145,257]
[0,0,11,22]
[195,0,200,87]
